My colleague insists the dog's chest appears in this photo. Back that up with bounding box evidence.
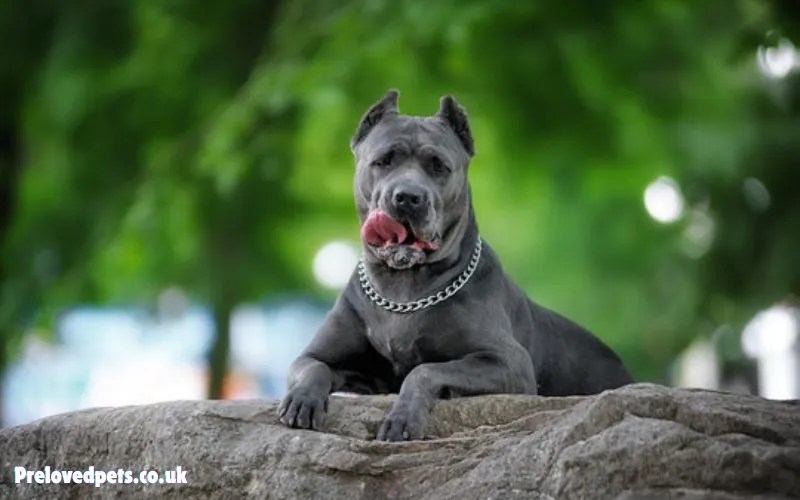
[366,318,428,376]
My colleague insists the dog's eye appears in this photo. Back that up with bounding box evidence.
[429,156,450,176]
[371,151,394,168]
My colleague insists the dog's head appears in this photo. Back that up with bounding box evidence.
[351,89,476,270]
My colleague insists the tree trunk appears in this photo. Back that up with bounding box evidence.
[207,300,234,399]
[0,121,21,427]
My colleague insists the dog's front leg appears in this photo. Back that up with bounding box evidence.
[278,294,369,431]
[377,348,535,442]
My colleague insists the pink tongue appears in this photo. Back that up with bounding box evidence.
[362,210,408,247]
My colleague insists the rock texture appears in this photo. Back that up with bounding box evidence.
[1,383,799,499]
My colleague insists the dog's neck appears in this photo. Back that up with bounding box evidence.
[361,207,480,304]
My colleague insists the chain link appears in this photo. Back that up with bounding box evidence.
[358,237,483,313]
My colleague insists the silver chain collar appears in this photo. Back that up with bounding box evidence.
[357,237,483,313]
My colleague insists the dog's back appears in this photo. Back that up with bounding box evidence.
[522,299,634,396]
[480,244,634,397]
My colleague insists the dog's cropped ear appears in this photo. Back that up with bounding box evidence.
[350,89,400,151]
[436,95,475,157]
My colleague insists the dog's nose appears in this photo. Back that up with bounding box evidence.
[392,186,427,210]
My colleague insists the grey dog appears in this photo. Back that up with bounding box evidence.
[278,89,634,442]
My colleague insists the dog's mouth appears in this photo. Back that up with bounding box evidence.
[361,210,440,252]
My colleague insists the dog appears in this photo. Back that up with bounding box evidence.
[277,90,634,442]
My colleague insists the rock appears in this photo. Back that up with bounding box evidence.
[0,383,798,499]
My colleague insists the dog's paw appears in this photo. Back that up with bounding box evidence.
[277,389,327,430]
[376,406,426,442]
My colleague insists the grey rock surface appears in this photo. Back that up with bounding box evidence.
[1,383,798,499]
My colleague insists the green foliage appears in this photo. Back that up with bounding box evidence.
[1,0,798,387]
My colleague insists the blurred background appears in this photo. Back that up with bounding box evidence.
[1,0,799,428]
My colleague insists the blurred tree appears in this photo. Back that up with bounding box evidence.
[677,0,800,362]
[0,0,300,402]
